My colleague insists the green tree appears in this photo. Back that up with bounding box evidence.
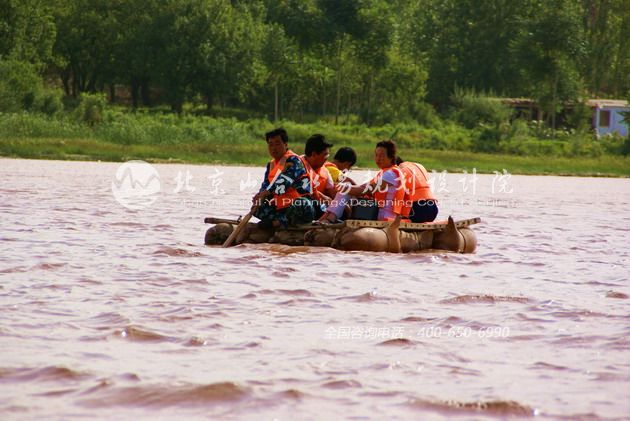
[141,0,267,113]
[261,23,299,120]
[354,0,393,124]
[115,0,161,107]
[511,0,586,129]
[582,0,630,97]
[0,0,56,67]
[370,48,429,125]
[407,0,527,107]
[193,1,267,112]
[52,0,123,96]
[0,59,42,111]
[263,0,323,50]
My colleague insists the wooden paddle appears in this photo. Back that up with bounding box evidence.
[222,205,258,248]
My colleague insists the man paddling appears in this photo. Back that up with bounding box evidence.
[252,128,315,229]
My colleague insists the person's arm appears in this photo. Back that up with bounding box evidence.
[337,180,376,196]
[253,163,272,204]
[259,163,271,192]
[379,169,403,216]
[340,174,356,185]
[380,169,400,190]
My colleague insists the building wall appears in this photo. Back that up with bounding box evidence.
[594,107,630,137]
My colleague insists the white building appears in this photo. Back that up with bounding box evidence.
[587,99,629,138]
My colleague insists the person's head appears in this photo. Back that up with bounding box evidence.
[375,139,397,169]
[304,134,332,169]
[265,127,289,160]
[333,146,357,171]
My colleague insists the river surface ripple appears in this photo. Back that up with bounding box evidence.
[1,158,629,420]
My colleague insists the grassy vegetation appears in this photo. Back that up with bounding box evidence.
[1,110,629,177]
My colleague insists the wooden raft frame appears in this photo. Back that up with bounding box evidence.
[204,217,481,232]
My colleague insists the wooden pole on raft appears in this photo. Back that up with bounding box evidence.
[222,205,258,248]
[206,216,482,231]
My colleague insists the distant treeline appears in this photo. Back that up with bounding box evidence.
[1,0,629,124]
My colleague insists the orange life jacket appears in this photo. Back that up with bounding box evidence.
[267,150,310,209]
[303,157,331,199]
[398,161,436,217]
[370,165,406,217]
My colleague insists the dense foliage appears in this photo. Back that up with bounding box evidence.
[1,0,628,122]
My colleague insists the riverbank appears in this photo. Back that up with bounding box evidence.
[2,136,629,177]
[1,112,628,177]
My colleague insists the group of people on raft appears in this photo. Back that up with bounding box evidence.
[252,127,438,229]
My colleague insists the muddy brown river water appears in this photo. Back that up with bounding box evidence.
[1,158,628,420]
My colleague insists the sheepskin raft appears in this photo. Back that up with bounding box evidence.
[204,216,480,254]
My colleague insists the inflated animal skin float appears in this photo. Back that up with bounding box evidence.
[204,216,480,254]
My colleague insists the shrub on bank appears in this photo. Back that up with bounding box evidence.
[450,88,513,129]
[0,113,88,139]
[73,93,107,126]
[0,107,625,161]
[0,60,66,116]
[500,138,566,157]
[565,133,604,157]
[597,132,630,156]
[0,60,43,113]
[38,89,65,116]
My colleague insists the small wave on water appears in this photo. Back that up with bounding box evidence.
[321,379,362,389]
[80,381,250,408]
[261,244,313,254]
[152,247,204,257]
[107,222,149,229]
[155,306,195,322]
[398,316,435,323]
[33,387,79,397]
[605,290,628,299]
[550,335,610,347]
[183,336,213,347]
[0,266,29,273]
[430,316,490,331]
[531,361,572,372]
[590,371,630,382]
[276,288,315,297]
[377,338,419,347]
[252,288,315,298]
[0,366,90,383]
[79,374,141,395]
[84,312,130,330]
[336,289,396,303]
[275,388,307,399]
[111,325,175,343]
[440,294,530,304]
[270,270,290,278]
[407,398,535,416]
[31,262,67,271]
[548,309,611,320]
[277,298,323,306]
[605,336,630,350]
